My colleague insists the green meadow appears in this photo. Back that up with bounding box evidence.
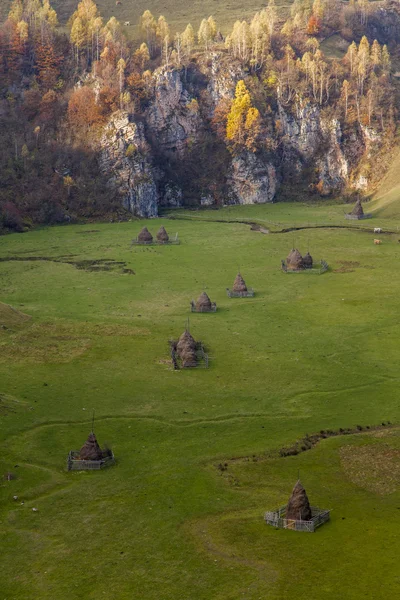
[1,196,400,599]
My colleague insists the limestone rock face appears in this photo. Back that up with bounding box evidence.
[161,183,183,208]
[99,110,158,217]
[206,52,245,108]
[279,102,352,195]
[317,119,349,195]
[279,102,322,160]
[147,67,202,155]
[98,71,381,214]
[229,152,278,205]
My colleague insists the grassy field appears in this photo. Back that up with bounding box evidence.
[0,0,294,38]
[1,200,400,599]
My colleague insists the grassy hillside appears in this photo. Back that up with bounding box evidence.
[1,204,400,599]
[0,0,294,37]
[369,147,400,219]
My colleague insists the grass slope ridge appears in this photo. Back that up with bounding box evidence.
[369,146,400,219]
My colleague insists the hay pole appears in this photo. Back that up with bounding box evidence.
[91,410,95,433]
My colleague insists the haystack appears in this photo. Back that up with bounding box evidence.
[195,292,212,311]
[156,226,169,243]
[351,198,364,218]
[286,480,312,521]
[233,273,247,293]
[138,227,153,243]
[177,329,196,354]
[180,347,197,367]
[79,432,103,461]
[302,252,313,269]
[286,249,303,270]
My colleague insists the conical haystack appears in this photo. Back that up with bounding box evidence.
[177,329,196,354]
[233,273,247,293]
[195,291,212,311]
[286,249,303,270]
[302,252,313,269]
[79,432,103,461]
[351,198,364,218]
[180,347,197,367]
[286,480,312,521]
[156,226,169,243]
[138,227,153,243]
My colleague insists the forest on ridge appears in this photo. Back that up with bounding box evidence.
[0,0,399,231]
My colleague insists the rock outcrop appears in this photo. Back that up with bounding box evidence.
[229,152,278,204]
[205,52,245,109]
[99,68,380,215]
[278,102,352,194]
[146,67,202,155]
[99,111,158,217]
[317,119,349,195]
[278,102,322,160]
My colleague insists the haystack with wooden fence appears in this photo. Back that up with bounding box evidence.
[281,249,328,274]
[138,227,153,243]
[156,226,169,243]
[131,226,179,246]
[169,328,209,369]
[226,273,254,297]
[345,198,372,220]
[67,431,115,471]
[302,252,313,269]
[264,480,330,532]
[191,291,217,313]
[286,249,304,271]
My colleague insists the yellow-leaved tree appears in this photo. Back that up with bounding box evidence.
[226,80,261,153]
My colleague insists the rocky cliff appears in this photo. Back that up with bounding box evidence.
[146,67,202,155]
[229,153,278,205]
[98,66,377,217]
[99,111,158,218]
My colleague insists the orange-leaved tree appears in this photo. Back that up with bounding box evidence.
[67,86,103,133]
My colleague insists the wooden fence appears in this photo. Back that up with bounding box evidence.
[264,505,330,532]
[67,451,115,471]
[345,213,372,220]
[281,260,328,274]
[226,288,255,298]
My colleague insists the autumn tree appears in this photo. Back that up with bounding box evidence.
[140,10,157,57]
[117,57,126,107]
[265,0,277,35]
[341,79,350,119]
[35,38,61,88]
[307,15,321,35]
[226,80,261,153]
[181,23,195,58]
[69,0,105,64]
[198,17,216,51]
[67,86,103,132]
[381,45,391,74]
[63,175,75,196]
[132,42,150,71]
[157,15,170,64]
